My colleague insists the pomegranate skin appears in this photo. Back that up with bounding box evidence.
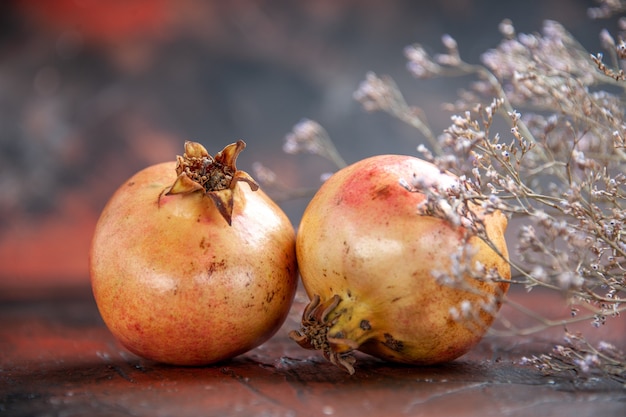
[292,154,510,373]
[90,161,297,365]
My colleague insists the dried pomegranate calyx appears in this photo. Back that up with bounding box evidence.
[165,140,259,225]
[289,294,361,374]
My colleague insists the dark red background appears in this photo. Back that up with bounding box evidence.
[0,0,607,297]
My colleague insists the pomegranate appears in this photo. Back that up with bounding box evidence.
[90,140,297,365]
[290,154,510,373]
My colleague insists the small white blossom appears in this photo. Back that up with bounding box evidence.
[460,300,472,316]
[283,119,325,155]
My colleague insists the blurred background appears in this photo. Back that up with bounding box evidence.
[0,0,616,297]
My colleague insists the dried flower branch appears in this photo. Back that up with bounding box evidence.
[265,12,626,381]
[252,119,347,199]
[588,0,626,19]
[353,72,441,154]
[522,331,626,385]
[591,52,626,81]
[282,119,347,169]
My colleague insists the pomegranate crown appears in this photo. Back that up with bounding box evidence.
[165,140,259,225]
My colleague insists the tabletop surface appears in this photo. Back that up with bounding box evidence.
[1,286,625,417]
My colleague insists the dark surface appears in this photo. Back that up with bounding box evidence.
[1,287,625,417]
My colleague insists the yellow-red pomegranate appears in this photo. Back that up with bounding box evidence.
[90,140,297,365]
[290,154,510,373]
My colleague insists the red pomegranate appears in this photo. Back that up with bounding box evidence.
[90,140,298,365]
[291,154,510,373]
